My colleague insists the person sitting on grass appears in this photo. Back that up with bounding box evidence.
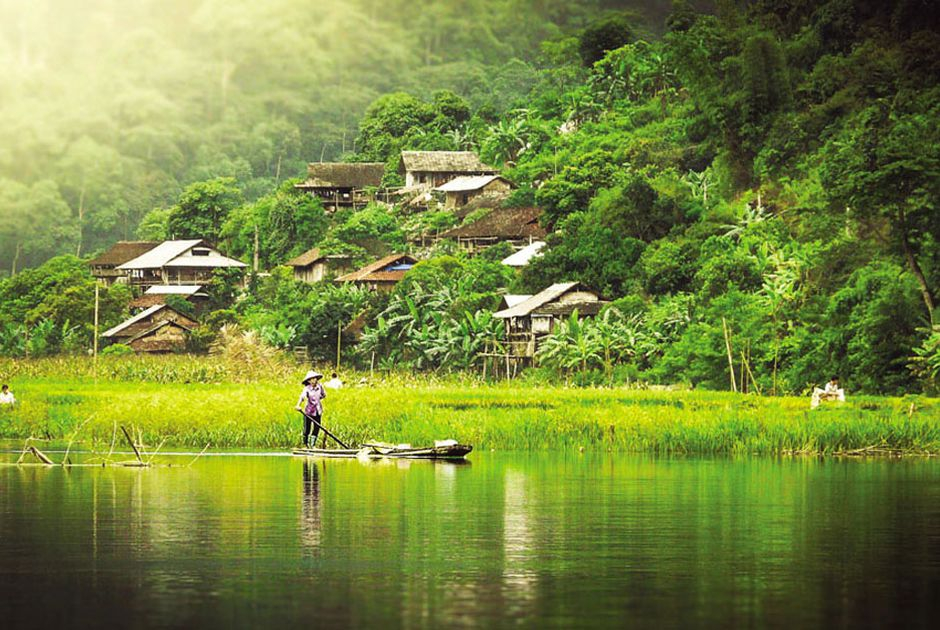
[0,384,15,408]
[811,377,845,409]
[295,371,326,448]
[324,372,343,390]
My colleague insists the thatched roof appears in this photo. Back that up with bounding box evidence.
[440,207,546,240]
[128,295,169,310]
[284,247,352,268]
[334,253,418,284]
[399,151,497,174]
[88,241,159,267]
[295,163,385,189]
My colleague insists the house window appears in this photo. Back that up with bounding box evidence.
[192,248,211,256]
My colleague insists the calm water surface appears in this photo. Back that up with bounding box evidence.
[1,450,939,628]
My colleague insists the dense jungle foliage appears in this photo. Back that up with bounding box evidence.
[2,0,940,396]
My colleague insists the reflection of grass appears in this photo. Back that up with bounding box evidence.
[1,376,938,454]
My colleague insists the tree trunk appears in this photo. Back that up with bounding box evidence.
[898,209,935,324]
[75,184,86,257]
[11,241,21,276]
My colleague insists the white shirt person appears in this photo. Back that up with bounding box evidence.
[0,385,15,406]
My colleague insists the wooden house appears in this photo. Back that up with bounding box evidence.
[439,207,546,254]
[88,241,159,286]
[284,247,354,283]
[493,282,608,359]
[116,240,246,287]
[102,304,198,353]
[334,253,418,291]
[294,162,386,211]
[434,175,513,209]
[398,151,498,189]
[128,285,208,312]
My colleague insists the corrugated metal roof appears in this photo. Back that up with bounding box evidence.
[399,151,497,174]
[164,256,246,268]
[501,241,546,267]
[144,285,204,295]
[102,304,166,337]
[501,295,533,309]
[494,282,580,319]
[434,175,508,192]
[116,240,204,270]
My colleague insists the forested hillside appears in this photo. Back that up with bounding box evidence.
[2,0,940,395]
[0,0,667,270]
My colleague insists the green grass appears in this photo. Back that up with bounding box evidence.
[2,368,938,454]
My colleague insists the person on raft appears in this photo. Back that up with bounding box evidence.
[296,370,327,448]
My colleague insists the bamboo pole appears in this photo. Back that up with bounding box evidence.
[93,283,99,381]
[336,320,342,370]
[120,426,144,464]
[722,317,737,393]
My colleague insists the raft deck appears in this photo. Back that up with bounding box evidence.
[292,442,473,460]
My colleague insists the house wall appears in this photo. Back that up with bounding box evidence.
[129,325,189,353]
[294,262,327,283]
[557,291,600,305]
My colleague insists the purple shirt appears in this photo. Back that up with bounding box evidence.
[297,383,326,416]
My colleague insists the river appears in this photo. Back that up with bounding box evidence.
[1,451,938,628]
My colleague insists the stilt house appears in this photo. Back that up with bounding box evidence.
[439,207,546,254]
[294,163,386,211]
[493,282,608,359]
[398,151,498,189]
[116,240,246,287]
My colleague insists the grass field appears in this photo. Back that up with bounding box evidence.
[1,356,938,454]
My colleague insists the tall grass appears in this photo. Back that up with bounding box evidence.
[1,369,937,454]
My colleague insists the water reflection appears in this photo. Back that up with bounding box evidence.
[1,452,938,627]
[301,459,322,551]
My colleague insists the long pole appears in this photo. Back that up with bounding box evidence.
[297,410,350,449]
[93,283,100,381]
[336,320,342,370]
[722,317,737,393]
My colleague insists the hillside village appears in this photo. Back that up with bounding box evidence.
[89,150,585,362]
[2,1,939,395]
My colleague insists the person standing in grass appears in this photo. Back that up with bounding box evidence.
[0,384,15,408]
[296,371,326,448]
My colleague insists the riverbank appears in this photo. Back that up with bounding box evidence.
[2,374,938,454]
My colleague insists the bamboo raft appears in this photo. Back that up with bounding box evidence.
[292,442,473,460]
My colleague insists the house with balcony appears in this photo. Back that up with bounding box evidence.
[116,240,246,287]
